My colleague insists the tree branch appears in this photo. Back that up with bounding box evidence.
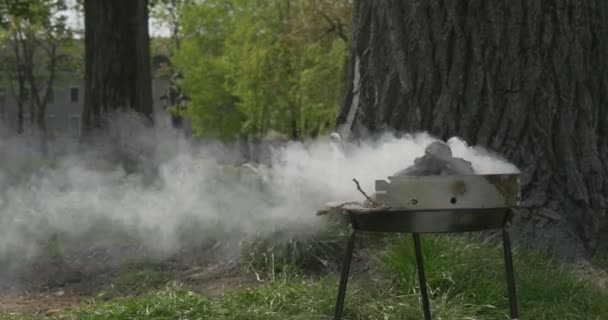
[352,178,382,207]
[317,10,348,42]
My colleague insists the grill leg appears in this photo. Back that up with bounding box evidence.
[334,227,356,320]
[502,228,519,319]
[413,233,432,320]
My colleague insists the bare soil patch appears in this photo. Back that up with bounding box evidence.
[0,240,259,315]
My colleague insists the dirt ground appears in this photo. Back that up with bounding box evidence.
[0,241,260,316]
[576,259,608,291]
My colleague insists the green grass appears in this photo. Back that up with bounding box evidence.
[242,223,349,277]
[0,313,40,320]
[112,268,173,294]
[2,234,607,320]
[385,234,608,319]
[67,279,425,320]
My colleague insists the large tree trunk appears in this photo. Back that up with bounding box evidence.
[337,0,608,259]
[82,0,154,134]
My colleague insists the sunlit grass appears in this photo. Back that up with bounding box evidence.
[2,234,607,320]
[386,234,608,319]
[67,280,427,320]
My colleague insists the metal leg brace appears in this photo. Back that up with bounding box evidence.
[334,225,519,320]
[502,227,519,319]
[334,227,356,320]
[413,233,432,320]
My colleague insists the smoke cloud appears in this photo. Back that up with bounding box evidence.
[0,113,518,282]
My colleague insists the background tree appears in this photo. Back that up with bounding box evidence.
[174,0,351,141]
[0,0,42,135]
[0,0,74,154]
[336,1,608,259]
[0,1,31,27]
[150,0,191,53]
[81,0,154,135]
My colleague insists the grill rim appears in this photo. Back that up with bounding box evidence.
[348,207,512,233]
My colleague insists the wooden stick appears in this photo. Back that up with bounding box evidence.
[352,178,381,207]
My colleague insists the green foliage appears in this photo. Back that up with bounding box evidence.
[69,281,421,320]
[386,234,608,319]
[174,0,351,140]
[71,290,214,320]
[0,313,42,320]
[0,0,36,29]
[149,0,192,53]
[66,248,608,320]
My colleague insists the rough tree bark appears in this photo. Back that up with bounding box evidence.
[82,0,154,134]
[337,0,608,259]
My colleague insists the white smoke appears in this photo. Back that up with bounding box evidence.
[0,113,518,276]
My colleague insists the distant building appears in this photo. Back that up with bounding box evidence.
[0,53,176,140]
[0,82,85,138]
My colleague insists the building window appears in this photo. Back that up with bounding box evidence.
[68,114,80,137]
[70,87,79,103]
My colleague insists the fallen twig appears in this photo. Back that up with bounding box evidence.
[352,178,382,207]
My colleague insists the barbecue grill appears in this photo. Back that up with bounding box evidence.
[332,173,520,320]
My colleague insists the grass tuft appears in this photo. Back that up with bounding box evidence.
[241,223,348,277]
[385,234,608,319]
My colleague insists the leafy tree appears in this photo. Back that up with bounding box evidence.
[174,0,351,141]
[0,0,32,28]
[0,0,75,154]
[149,0,192,53]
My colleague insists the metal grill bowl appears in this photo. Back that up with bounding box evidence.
[350,173,520,233]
